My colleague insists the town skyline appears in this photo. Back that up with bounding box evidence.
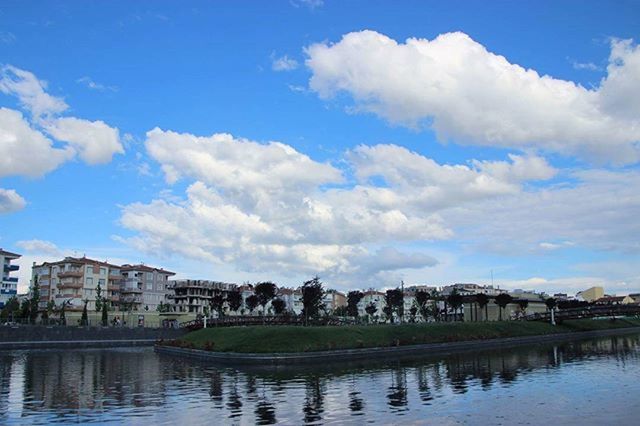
[1,1,639,297]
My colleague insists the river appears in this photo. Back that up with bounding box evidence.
[1,333,639,425]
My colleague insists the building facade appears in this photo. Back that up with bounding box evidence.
[0,249,20,309]
[120,264,175,312]
[167,280,236,315]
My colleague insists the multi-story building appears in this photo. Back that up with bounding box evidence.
[0,248,20,309]
[167,280,236,315]
[323,289,346,313]
[32,257,122,312]
[120,264,175,312]
[358,289,386,317]
[31,258,174,313]
[576,286,604,302]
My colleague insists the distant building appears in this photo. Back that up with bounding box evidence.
[120,264,175,312]
[324,289,346,313]
[576,286,604,302]
[594,295,634,305]
[629,293,640,304]
[0,248,20,309]
[167,279,236,315]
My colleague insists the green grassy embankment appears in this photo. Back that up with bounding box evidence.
[165,317,640,353]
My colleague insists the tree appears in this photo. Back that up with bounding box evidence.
[42,300,55,323]
[333,305,348,316]
[95,283,103,313]
[517,299,529,317]
[226,289,243,314]
[494,293,513,321]
[346,291,364,318]
[545,297,557,311]
[246,294,259,314]
[80,299,89,326]
[476,293,489,321]
[19,299,30,321]
[409,306,418,322]
[30,276,40,322]
[59,300,70,326]
[301,276,325,325]
[101,299,109,326]
[211,291,226,317]
[157,301,171,313]
[254,282,277,315]
[271,298,286,315]
[365,302,377,320]
[415,290,431,322]
[0,296,19,322]
[446,289,464,321]
[384,288,403,324]
[203,306,210,318]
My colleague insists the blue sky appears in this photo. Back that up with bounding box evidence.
[1,0,639,295]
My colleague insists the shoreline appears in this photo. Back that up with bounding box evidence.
[154,326,640,365]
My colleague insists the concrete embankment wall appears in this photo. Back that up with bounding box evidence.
[0,325,186,350]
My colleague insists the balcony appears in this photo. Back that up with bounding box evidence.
[56,293,81,299]
[57,270,83,278]
[108,272,121,279]
[121,296,142,304]
[3,264,19,273]
[58,281,83,289]
[121,287,143,294]
[109,295,120,303]
[107,284,121,291]
[4,277,18,283]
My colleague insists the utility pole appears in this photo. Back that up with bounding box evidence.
[401,280,405,324]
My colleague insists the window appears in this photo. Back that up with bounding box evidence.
[146,272,153,281]
[98,279,105,286]
[87,266,93,273]
[86,277,93,286]
[146,282,153,290]
[100,268,107,275]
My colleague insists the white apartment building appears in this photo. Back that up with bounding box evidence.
[0,248,20,309]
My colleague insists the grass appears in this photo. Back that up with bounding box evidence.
[167,317,640,353]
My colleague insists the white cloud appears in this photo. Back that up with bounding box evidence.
[16,239,61,256]
[571,61,601,71]
[272,54,299,71]
[119,129,564,288]
[76,76,118,92]
[43,117,124,165]
[0,66,124,176]
[0,188,26,213]
[0,65,68,118]
[291,0,324,10]
[306,31,640,164]
[0,107,74,178]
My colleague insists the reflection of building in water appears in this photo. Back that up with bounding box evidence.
[17,349,167,416]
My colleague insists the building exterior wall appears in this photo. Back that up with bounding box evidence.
[0,249,20,309]
[577,287,604,302]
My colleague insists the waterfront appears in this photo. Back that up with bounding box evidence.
[1,333,639,425]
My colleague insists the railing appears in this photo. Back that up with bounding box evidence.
[3,264,19,272]
[107,284,121,291]
[57,270,83,278]
[57,281,83,289]
[523,304,640,322]
[121,287,143,294]
[180,315,356,330]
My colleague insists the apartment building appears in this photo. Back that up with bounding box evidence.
[32,257,121,311]
[120,264,175,311]
[324,289,347,313]
[0,249,20,309]
[167,279,236,314]
[358,289,386,317]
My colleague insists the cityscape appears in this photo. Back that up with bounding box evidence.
[1,1,639,424]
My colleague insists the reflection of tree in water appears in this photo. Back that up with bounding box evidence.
[348,391,364,414]
[303,375,325,424]
[226,374,243,419]
[245,374,258,403]
[415,366,433,403]
[209,370,223,406]
[387,368,408,410]
[255,398,276,425]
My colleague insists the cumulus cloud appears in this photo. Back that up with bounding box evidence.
[271,54,299,71]
[0,65,68,118]
[0,65,124,175]
[0,188,26,213]
[43,117,124,164]
[119,129,565,287]
[16,239,61,255]
[0,108,73,177]
[306,31,640,164]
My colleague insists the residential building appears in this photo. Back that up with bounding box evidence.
[0,248,20,309]
[576,286,604,302]
[358,289,386,317]
[628,293,640,304]
[32,257,122,312]
[594,295,634,305]
[324,289,346,313]
[167,280,236,315]
[120,264,175,312]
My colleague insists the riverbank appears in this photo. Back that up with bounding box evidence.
[0,325,186,350]
[164,317,640,353]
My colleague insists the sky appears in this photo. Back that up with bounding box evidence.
[1,0,639,296]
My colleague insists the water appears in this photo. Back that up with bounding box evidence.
[1,334,639,425]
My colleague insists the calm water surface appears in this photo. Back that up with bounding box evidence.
[1,333,639,425]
